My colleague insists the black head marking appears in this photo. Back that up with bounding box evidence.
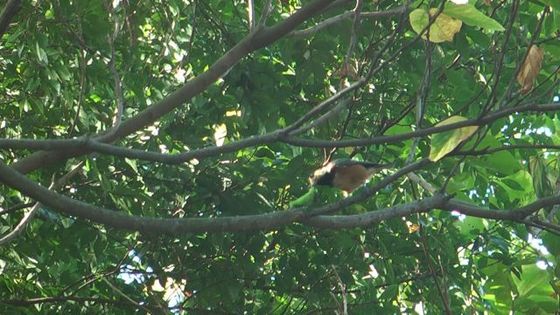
[313,169,335,186]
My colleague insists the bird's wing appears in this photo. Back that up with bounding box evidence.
[332,159,389,169]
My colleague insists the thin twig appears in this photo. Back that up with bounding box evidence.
[419,225,452,315]
[330,265,348,315]
[247,0,255,31]
[0,162,84,245]
[105,11,125,138]
[68,25,87,136]
[101,278,155,313]
[256,0,274,28]
[407,40,433,164]
[499,6,549,108]
[0,202,34,215]
[481,0,519,113]
[343,0,362,66]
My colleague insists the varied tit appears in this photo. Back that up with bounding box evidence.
[309,159,390,193]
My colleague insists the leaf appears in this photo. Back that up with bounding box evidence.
[513,264,552,297]
[529,156,553,198]
[502,178,525,191]
[517,45,544,94]
[444,4,505,31]
[456,216,486,238]
[289,187,317,207]
[409,8,462,43]
[379,284,399,300]
[541,231,560,256]
[470,133,521,174]
[429,116,478,162]
[540,0,560,11]
[125,158,139,174]
[486,151,521,174]
[35,42,48,65]
[446,172,475,193]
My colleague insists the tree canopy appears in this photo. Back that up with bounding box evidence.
[1,0,560,313]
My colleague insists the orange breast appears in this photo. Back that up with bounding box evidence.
[332,164,371,192]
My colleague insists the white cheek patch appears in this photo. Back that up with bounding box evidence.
[312,162,335,178]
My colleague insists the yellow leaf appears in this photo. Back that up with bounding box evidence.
[409,8,462,43]
[429,116,478,162]
[517,45,544,94]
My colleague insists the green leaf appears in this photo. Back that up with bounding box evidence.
[35,42,48,65]
[529,156,553,199]
[502,178,525,191]
[540,0,560,11]
[514,264,551,297]
[444,4,505,31]
[455,216,486,238]
[541,232,560,256]
[289,187,317,207]
[379,284,399,301]
[481,151,521,175]
[429,116,478,161]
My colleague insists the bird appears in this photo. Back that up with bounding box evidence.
[309,159,390,193]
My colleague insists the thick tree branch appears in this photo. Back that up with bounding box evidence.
[0,0,21,38]
[0,296,126,307]
[0,158,427,234]
[306,194,448,228]
[10,0,336,174]
[303,195,560,229]
[453,144,560,156]
[1,103,558,164]
[0,77,364,163]
[526,218,560,235]
[1,154,559,234]
[0,158,309,234]
[289,6,408,38]
[443,196,560,221]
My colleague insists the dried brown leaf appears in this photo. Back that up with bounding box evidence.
[517,45,544,94]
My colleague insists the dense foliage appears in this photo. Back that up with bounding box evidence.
[1,0,560,313]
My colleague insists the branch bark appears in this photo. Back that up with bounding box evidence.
[289,6,408,38]
[0,158,427,234]
[284,103,560,148]
[1,103,558,164]
[0,0,21,39]
[0,156,557,234]
[10,0,336,174]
